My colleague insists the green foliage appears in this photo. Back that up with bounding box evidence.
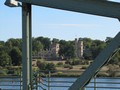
[65,59,81,65]
[0,41,5,45]
[65,60,72,65]
[52,38,59,43]
[83,49,92,60]
[83,38,107,60]
[46,63,56,71]
[83,38,92,48]
[9,47,22,66]
[64,64,73,69]
[59,40,75,59]
[0,51,11,67]
[37,61,56,71]
[0,36,120,67]
[69,65,73,69]
[90,40,106,59]
[81,65,88,69]
[57,62,63,66]
[5,38,22,50]
[64,64,71,68]
[57,72,63,75]
[32,40,43,53]
[71,59,81,65]
[36,37,51,50]
[6,66,21,75]
[37,61,47,70]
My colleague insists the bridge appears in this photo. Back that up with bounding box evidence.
[4,0,120,90]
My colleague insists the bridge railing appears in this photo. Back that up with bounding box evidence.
[31,70,120,90]
[0,70,120,90]
[0,76,22,90]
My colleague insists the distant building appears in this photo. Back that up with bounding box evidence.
[74,38,84,58]
[50,43,59,56]
[32,43,60,60]
[33,38,84,60]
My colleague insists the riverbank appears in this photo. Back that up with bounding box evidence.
[1,59,120,77]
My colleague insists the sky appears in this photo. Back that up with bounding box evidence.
[0,0,120,41]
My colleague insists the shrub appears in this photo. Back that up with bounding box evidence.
[57,62,63,66]
[37,61,56,73]
[69,65,73,69]
[81,66,88,69]
[64,64,72,69]
[65,59,81,65]
[37,61,47,70]
[46,63,56,71]
[32,67,38,72]
[71,60,80,65]
[57,72,63,75]
[65,60,72,65]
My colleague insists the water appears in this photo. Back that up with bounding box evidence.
[0,77,21,90]
[0,77,120,90]
[40,77,120,90]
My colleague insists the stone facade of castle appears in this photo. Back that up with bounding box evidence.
[33,38,84,60]
[33,43,60,60]
[74,38,84,58]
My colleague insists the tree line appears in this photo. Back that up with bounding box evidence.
[0,36,119,67]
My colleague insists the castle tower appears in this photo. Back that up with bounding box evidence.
[75,38,78,58]
[50,43,60,59]
[74,38,84,58]
[78,38,83,58]
[51,43,59,55]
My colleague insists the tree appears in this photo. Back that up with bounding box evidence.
[0,42,12,66]
[0,41,5,46]
[83,38,92,48]
[83,49,92,60]
[59,40,75,59]
[0,51,11,67]
[32,40,43,54]
[0,45,4,52]
[36,37,51,50]
[9,47,22,66]
[52,38,59,43]
[90,40,106,59]
[64,42,75,59]
[5,38,22,51]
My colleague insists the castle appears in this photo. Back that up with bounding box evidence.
[74,38,84,58]
[33,38,84,60]
[32,43,60,60]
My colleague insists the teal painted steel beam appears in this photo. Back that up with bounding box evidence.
[17,0,120,18]
[69,32,120,90]
[22,3,32,90]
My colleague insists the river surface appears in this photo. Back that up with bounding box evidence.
[0,77,120,90]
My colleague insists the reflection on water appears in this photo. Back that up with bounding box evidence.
[0,77,120,90]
